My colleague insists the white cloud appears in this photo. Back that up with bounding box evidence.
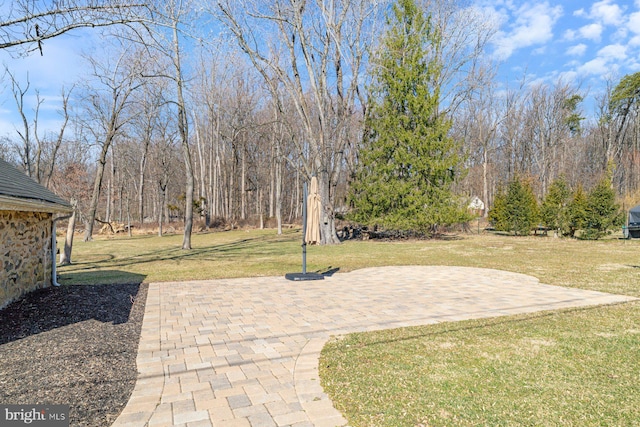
[473,4,510,30]
[574,8,587,18]
[566,43,588,56]
[577,57,610,75]
[590,0,625,26]
[532,46,547,55]
[564,29,577,41]
[525,76,547,88]
[628,12,640,34]
[613,27,629,41]
[558,70,579,84]
[597,43,627,60]
[481,0,639,91]
[578,23,603,41]
[573,42,629,78]
[491,2,563,60]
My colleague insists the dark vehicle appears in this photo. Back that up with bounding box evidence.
[627,204,640,238]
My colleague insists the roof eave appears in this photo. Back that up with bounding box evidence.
[0,195,73,214]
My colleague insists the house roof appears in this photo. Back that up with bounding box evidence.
[0,158,72,213]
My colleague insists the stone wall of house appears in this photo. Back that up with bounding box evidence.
[0,210,52,309]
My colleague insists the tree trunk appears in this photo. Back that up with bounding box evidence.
[318,170,340,245]
[126,191,133,237]
[214,132,222,218]
[258,189,264,229]
[158,184,166,237]
[173,21,193,250]
[228,159,234,220]
[60,198,77,265]
[118,184,124,223]
[269,142,275,219]
[164,182,170,225]
[483,149,489,217]
[84,144,109,241]
[106,150,113,223]
[180,123,194,249]
[194,115,209,227]
[293,170,300,221]
[275,139,283,235]
[241,146,246,220]
[138,138,149,223]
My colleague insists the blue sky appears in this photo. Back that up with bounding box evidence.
[1,0,640,140]
[477,0,640,91]
[0,33,89,140]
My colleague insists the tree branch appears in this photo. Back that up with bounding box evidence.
[0,0,150,53]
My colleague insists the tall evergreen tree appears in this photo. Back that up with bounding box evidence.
[488,186,509,232]
[541,175,571,236]
[583,173,623,239]
[488,176,538,236]
[567,184,589,238]
[348,0,467,233]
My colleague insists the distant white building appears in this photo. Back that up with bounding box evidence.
[468,196,485,214]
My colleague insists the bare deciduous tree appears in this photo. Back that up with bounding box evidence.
[6,68,36,176]
[456,63,502,216]
[5,67,73,188]
[0,0,149,54]
[218,0,387,244]
[149,120,178,237]
[418,0,497,115]
[595,73,640,194]
[79,42,146,241]
[137,0,197,249]
[52,156,92,265]
[42,86,74,188]
[129,80,166,223]
[524,81,583,196]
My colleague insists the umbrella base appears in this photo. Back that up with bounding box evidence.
[284,272,325,281]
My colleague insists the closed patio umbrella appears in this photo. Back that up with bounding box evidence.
[305,176,321,245]
[285,177,324,281]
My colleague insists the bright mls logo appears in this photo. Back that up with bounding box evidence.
[1,405,69,426]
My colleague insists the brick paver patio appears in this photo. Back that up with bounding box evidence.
[111,266,635,427]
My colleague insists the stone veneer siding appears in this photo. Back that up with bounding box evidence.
[1,210,53,309]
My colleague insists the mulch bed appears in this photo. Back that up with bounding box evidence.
[0,283,148,426]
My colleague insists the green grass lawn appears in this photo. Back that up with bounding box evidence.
[320,303,639,426]
[59,229,640,426]
[58,229,305,284]
[60,229,640,297]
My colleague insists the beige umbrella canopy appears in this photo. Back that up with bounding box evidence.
[285,176,325,280]
[305,176,322,245]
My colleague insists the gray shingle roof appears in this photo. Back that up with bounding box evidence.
[0,158,71,209]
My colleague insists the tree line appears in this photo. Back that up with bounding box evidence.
[1,0,640,258]
[489,172,623,239]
